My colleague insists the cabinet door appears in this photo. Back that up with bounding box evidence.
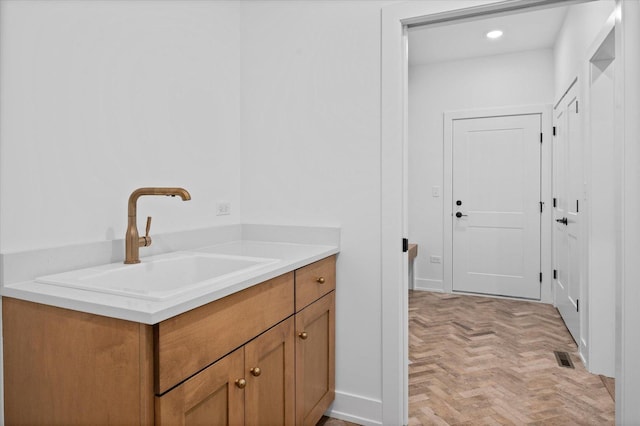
[155,348,245,426]
[295,291,335,426]
[244,317,296,425]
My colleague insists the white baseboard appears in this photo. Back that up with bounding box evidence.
[325,390,382,426]
[414,278,444,292]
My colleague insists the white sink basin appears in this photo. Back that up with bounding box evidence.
[35,252,279,301]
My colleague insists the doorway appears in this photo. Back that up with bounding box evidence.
[406,9,558,303]
[380,0,629,424]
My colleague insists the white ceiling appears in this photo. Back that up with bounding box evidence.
[408,6,569,66]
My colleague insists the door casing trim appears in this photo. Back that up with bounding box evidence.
[381,2,588,424]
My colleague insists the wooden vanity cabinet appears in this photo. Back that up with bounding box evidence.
[155,347,245,425]
[156,318,295,426]
[294,256,336,426]
[244,317,296,425]
[2,298,155,426]
[2,255,336,425]
[154,272,295,395]
[295,292,335,426]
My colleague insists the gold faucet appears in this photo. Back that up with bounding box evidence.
[125,187,191,264]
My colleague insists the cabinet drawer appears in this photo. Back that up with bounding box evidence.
[155,272,294,394]
[295,256,336,311]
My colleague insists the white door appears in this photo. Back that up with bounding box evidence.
[452,114,542,299]
[554,94,581,344]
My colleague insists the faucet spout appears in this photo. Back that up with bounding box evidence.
[127,187,191,217]
[125,187,191,264]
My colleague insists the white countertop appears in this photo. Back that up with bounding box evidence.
[1,240,338,324]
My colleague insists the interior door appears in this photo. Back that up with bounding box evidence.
[554,94,581,344]
[452,114,541,299]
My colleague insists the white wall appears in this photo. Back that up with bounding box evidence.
[0,0,243,253]
[554,0,616,99]
[588,52,616,376]
[1,0,394,423]
[0,1,242,423]
[408,49,555,292]
[2,0,628,424]
[239,1,393,422]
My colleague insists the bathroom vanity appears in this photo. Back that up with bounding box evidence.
[2,230,338,426]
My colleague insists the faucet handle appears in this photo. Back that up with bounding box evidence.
[143,216,152,247]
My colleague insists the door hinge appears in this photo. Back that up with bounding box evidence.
[553,126,556,136]
[576,100,579,113]
[402,238,408,253]
[553,197,557,208]
[553,269,557,279]
[576,200,579,213]
[540,272,543,283]
[540,201,544,213]
[540,133,543,143]
[577,299,579,312]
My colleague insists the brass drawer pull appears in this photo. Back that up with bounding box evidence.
[250,367,261,377]
[299,331,308,340]
[316,277,326,284]
[235,378,247,389]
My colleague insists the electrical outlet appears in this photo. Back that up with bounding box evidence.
[432,186,440,197]
[216,201,231,216]
[430,255,441,264]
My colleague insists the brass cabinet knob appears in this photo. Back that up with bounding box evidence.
[316,277,326,284]
[299,331,308,340]
[250,367,261,377]
[235,378,247,389]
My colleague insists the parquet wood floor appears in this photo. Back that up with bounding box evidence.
[409,290,615,425]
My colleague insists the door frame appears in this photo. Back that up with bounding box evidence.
[443,105,553,302]
[583,14,616,376]
[613,0,640,422]
[380,0,640,424]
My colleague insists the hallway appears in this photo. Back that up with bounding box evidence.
[408,291,614,425]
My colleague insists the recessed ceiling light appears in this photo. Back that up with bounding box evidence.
[486,30,503,39]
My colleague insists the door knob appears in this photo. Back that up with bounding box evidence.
[556,217,568,225]
[455,212,468,218]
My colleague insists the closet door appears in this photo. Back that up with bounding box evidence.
[554,92,582,345]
